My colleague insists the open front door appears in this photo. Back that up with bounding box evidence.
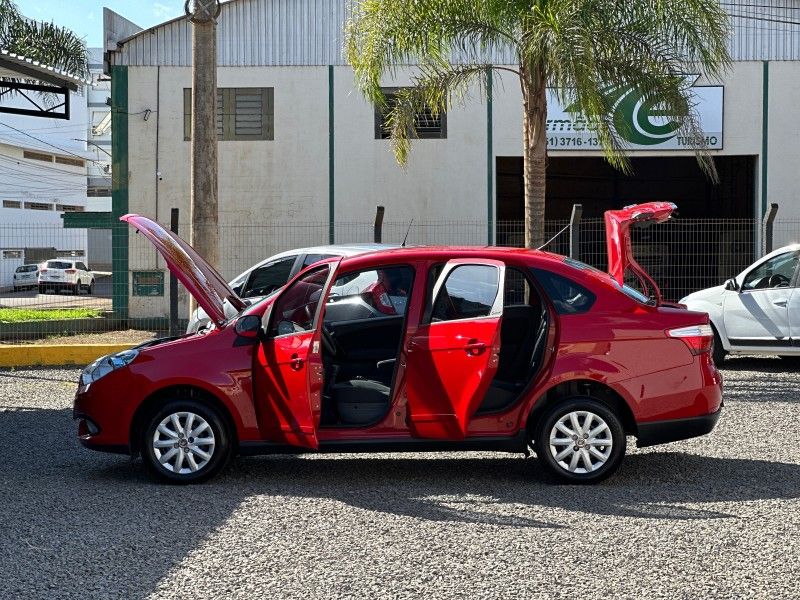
[405,259,505,439]
[253,262,339,449]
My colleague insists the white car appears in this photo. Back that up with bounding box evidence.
[12,264,39,291]
[186,244,397,333]
[38,259,95,295]
[680,244,800,362]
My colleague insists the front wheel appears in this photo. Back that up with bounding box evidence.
[534,397,626,484]
[141,400,232,484]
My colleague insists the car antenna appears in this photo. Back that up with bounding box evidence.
[401,219,414,247]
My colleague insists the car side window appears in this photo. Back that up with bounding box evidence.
[268,266,329,337]
[77,262,88,271]
[741,252,799,291]
[532,268,596,314]
[431,264,500,322]
[504,267,533,306]
[242,256,296,298]
[303,253,337,268]
[325,266,414,324]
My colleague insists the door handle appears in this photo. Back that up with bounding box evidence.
[464,339,487,356]
[774,300,788,307]
[289,353,304,370]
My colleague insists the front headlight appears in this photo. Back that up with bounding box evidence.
[81,349,139,386]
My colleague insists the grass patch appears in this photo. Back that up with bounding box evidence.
[0,308,102,322]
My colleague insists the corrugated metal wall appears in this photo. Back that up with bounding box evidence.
[109,0,800,67]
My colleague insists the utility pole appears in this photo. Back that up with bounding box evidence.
[186,0,221,307]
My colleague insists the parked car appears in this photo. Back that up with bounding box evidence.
[681,243,800,363]
[74,203,722,485]
[38,259,94,294]
[12,264,39,291]
[186,244,397,333]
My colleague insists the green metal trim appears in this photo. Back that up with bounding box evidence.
[486,69,494,245]
[111,65,129,321]
[761,61,769,218]
[328,65,335,244]
[61,212,115,229]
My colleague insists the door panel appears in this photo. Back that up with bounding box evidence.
[254,331,321,448]
[326,315,405,361]
[252,262,338,448]
[405,260,505,439]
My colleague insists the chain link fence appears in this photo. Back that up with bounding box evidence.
[1,216,792,343]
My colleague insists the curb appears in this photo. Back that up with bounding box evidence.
[0,344,135,368]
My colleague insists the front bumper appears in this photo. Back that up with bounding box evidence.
[636,405,722,448]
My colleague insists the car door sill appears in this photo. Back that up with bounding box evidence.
[238,433,527,456]
[728,337,793,348]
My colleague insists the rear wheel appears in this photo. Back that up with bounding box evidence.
[711,326,726,366]
[87,280,94,295]
[534,397,626,484]
[140,399,232,484]
[38,284,44,294]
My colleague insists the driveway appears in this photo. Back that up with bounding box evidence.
[0,357,798,598]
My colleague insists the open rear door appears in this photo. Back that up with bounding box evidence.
[404,259,505,439]
[605,202,676,305]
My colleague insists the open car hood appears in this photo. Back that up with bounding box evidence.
[605,201,676,305]
[121,214,246,327]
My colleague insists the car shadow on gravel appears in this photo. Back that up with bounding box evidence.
[225,449,800,524]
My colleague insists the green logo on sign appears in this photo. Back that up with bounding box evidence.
[565,85,687,146]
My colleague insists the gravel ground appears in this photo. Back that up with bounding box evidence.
[1,356,798,599]
[3,329,161,346]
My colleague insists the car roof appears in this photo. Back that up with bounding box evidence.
[336,245,568,270]
[232,243,399,281]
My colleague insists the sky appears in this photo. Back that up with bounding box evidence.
[15,1,186,48]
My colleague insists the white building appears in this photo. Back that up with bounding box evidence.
[0,52,93,289]
[102,0,800,319]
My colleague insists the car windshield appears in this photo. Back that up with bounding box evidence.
[562,257,653,305]
[46,261,72,269]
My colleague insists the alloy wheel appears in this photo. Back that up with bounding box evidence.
[549,410,613,474]
[152,411,216,474]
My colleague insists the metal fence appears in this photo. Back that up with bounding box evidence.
[0,216,793,343]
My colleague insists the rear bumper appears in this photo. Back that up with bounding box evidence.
[636,406,722,448]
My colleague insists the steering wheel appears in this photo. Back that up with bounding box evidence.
[769,273,791,288]
[321,324,340,357]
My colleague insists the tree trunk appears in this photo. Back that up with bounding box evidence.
[520,65,547,249]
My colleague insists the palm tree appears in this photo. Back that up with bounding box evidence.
[347,0,731,248]
[0,0,88,82]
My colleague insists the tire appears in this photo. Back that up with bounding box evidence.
[534,397,626,484]
[38,284,44,294]
[140,399,232,484]
[88,280,94,295]
[12,286,18,293]
[72,283,79,295]
[711,326,726,366]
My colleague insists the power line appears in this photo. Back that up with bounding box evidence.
[0,152,110,179]
[721,2,800,9]
[728,12,800,25]
[0,122,107,168]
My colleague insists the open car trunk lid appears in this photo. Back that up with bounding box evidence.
[605,202,676,305]
[121,214,246,327]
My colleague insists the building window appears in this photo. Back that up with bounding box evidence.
[88,187,111,197]
[374,87,447,140]
[2,200,21,208]
[57,249,85,257]
[56,204,85,212]
[23,150,53,162]
[2,250,23,259]
[184,87,274,141]
[25,202,52,211]
[55,156,85,168]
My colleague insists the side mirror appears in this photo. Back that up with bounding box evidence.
[724,278,739,292]
[234,314,262,338]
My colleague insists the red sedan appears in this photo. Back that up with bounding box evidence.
[73,202,722,484]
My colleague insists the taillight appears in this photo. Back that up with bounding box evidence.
[40,268,48,273]
[667,324,714,355]
[65,269,76,274]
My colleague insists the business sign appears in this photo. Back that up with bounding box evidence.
[546,83,723,151]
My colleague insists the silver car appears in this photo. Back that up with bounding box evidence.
[186,244,397,333]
